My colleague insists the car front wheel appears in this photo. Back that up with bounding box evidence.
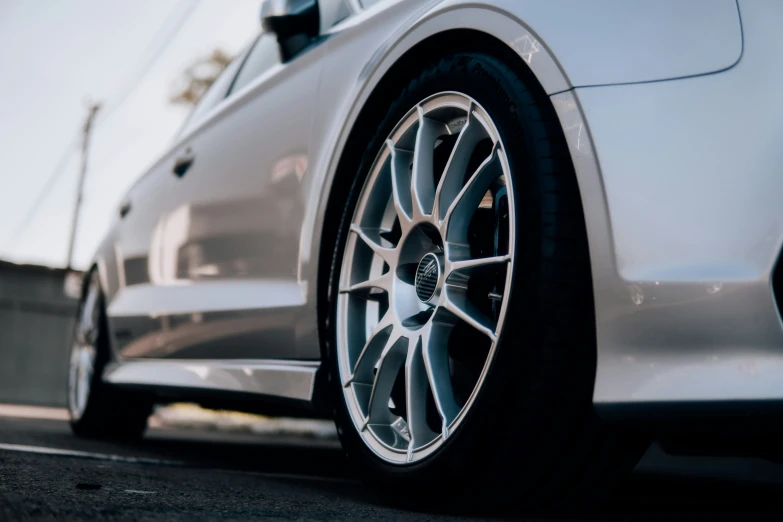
[324,52,645,509]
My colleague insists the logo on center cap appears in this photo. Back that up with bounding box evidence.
[415,253,440,302]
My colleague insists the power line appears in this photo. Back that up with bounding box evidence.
[2,138,78,250]
[2,0,200,254]
[98,0,201,126]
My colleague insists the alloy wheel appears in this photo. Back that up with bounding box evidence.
[68,277,100,421]
[336,92,515,464]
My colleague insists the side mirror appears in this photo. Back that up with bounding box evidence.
[260,0,320,61]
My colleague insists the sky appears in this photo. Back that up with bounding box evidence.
[0,0,259,269]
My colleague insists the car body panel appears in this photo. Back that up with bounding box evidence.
[104,149,180,358]
[89,0,783,417]
[103,359,319,402]
[492,0,742,89]
[299,0,743,361]
[106,34,325,361]
[349,0,742,92]
[558,0,783,406]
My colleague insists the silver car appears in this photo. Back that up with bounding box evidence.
[68,0,783,507]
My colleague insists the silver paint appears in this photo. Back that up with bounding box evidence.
[557,0,783,405]
[84,0,781,415]
[103,359,319,402]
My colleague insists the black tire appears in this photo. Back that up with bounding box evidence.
[68,271,152,441]
[323,53,646,510]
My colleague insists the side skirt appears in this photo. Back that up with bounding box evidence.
[103,359,320,403]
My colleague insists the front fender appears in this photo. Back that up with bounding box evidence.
[298,0,742,359]
[490,0,742,89]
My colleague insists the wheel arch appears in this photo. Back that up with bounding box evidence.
[314,22,596,355]
[82,232,121,361]
[315,27,543,343]
[311,6,615,411]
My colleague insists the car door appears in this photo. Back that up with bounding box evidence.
[104,161,173,360]
[118,10,339,361]
[106,51,248,359]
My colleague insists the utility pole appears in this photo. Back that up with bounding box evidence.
[65,102,101,271]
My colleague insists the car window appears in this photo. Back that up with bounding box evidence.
[176,53,244,138]
[320,0,355,29]
[227,34,281,96]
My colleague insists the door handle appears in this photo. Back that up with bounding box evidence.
[172,153,195,177]
[119,200,132,218]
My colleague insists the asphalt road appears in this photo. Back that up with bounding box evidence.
[2,413,783,521]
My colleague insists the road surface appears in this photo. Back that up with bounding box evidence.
[1,407,782,520]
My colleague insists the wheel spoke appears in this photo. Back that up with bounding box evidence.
[346,312,393,387]
[75,345,94,415]
[445,254,511,291]
[443,288,498,342]
[421,323,460,439]
[387,141,413,225]
[81,346,95,376]
[410,107,443,218]
[405,334,437,458]
[434,104,483,222]
[350,224,397,265]
[80,283,99,337]
[339,271,392,297]
[442,142,503,242]
[76,376,88,413]
[364,332,409,428]
[448,254,511,276]
[84,326,99,346]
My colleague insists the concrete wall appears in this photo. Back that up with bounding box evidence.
[0,261,80,407]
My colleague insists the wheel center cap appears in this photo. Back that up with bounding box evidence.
[415,253,441,303]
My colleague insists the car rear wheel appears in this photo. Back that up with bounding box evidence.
[324,53,645,509]
[68,271,152,440]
